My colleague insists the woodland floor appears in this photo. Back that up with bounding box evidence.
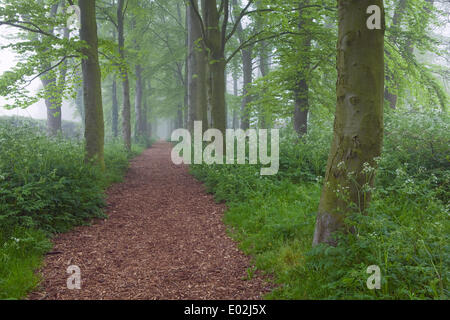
[28,142,271,300]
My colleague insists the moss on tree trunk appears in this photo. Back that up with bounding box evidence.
[313,0,385,246]
[118,0,131,152]
[79,0,105,168]
[187,0,208,132]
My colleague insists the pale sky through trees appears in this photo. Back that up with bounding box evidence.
[0,26,81,121]
[0,3,448,121]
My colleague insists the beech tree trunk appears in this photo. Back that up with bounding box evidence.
[112,76,119,138]
[187,0,208,132]
[256,2,268,129]
[118,0,131,151]
[232,0,252,130]
[202,0,227,134]
[293,79,309,136]
[232,72,239,129]
[240,47,253,130]
[79,0,105,167]
[259,41,269,78]
[184,26,189,129]
[144,79,151,138]
[41,3,65,136]
[293,1,311,136]
[313,0,385,246]
[208,58,227,134]
[135,64,144,138]
[42,76,62,136]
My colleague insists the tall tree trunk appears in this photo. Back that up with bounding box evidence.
[111,26,119,138]
[142,78,148,137]
[187,0,208,132]
[118,0,131,151]
[79,0,105,167]
[208,59,227,133]
[240,47,253,130]
[258,42,269,128]
[203,0,227,134]
[41,3,64,136]
[232,0,252,130]
[184,26,189,129]
[259,41,269,78]
[293,79,309,136]
[75,81,84,125]
[144,79,151,138]
[111,75,119,138]
[176,70,184,129]
[42,76,63,136]
[256,1,268,129]
[135,64,144,138]
[313,0,385,246]
[232,71,239,129]
[293,1,311,136]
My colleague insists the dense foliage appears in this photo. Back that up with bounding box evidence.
[0,0,448,301]
[0,121,146,299]
[191,111,449,299]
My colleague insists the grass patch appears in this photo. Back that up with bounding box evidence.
[190,111,449,300]
[0,228,51,299]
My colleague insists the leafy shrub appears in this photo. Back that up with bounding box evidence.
[0,124,106,233]
[0,122,148,299]
[276,120,332,183]
[191,111,449,300]
[0,116,83,140]
[377,111,449,201]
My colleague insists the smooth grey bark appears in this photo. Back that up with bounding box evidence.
[187,0,208,132]
[232,0,253,130]
[184,12,189,129]
[313,0,385,246]
[200,0,227,134]
[40,2,67,136]
[293,79,309,136]
[256,1,268,129]
[144,79,151,138]
[232,71,239,129]
[134,64,144,138]
[258,40,270,128]
[118,0,131,151]
[79,0,105,167]
[176,69,184,129]
[259,41,269,78]
[111,27,119,137]
[293,1,311,136]
[112,76,119,137]
[240,47,253,130]
[75,82,84,125]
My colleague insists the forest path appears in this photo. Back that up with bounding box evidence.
[29,142,270,300]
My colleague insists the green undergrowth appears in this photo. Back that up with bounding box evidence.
[190,111,449,300]
[0,123,148,299]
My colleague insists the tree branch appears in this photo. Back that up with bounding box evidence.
[188,0,206,41]
[226,0,254,44]
[226,31,288,64]
[0,20,58,39]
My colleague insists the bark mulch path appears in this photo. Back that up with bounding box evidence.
[29,142,271,300]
